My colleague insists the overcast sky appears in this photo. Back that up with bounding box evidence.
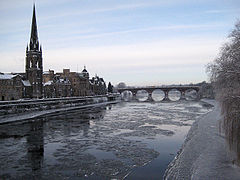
[0,0,239,86]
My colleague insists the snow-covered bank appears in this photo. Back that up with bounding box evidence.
[0,100,120,125]
[164,99,240,180]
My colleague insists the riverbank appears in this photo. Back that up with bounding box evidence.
[0,100,211,179]
[164,99,240,179]
[0,97,120,125]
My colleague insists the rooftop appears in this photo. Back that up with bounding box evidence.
[0,74,19,80]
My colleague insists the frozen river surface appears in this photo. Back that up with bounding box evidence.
[0,101,212,179]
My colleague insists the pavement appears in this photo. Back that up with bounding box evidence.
[164,99,240,180]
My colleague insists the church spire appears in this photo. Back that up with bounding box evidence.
[25,3,43,99]
[29,4,39,50]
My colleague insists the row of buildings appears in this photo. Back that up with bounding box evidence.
[0,5,107,101]
[0,68,107,101]
[42,68,106,98]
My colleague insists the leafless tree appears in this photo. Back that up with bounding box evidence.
[207,20,240,165]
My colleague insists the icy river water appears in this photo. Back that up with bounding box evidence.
[0,101,212,179]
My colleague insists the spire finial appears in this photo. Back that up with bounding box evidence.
[29,3,39,50]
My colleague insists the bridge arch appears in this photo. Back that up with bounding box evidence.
[117,86,200,102]
[152,89,165,101]
[136,90,149,102]
[185,89,198,101]
[168,89,181,101]
[121,90,133,101]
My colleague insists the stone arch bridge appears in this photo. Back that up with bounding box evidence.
[117,86,200,101]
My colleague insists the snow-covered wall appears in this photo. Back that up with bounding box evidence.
[0,94,120,117]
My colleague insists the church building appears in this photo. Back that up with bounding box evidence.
[0,4,108,101]
[25,4,43,98]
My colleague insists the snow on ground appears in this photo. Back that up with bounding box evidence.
[0,101,119,125]
[164,99,240,180]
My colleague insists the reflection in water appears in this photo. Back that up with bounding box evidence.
[0,102,212,179]
[27,120,44,171]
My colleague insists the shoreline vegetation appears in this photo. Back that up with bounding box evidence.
[207,20,240,165]
[164,20,240,177]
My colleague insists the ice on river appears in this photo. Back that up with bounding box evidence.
[0,101,212,179]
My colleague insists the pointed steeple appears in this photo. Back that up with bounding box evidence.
[29,4,39,50]
[25,3,43,99]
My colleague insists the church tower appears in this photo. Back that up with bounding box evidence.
[26,4,43,98]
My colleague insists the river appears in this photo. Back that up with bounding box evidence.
[0,100,212,179]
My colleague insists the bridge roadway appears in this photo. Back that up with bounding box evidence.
[117,86,200,101]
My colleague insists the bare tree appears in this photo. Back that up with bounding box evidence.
[107,82,113,93]
[207,20,240,165]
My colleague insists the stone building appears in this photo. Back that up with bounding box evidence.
[43,70,72,98]
[42,67,107,98]
[56,67,91,97]
[52,76,72,98]
[0,5,42,101]
[43,70,54,84]
[25,4,43,98]
[0,74,23,101]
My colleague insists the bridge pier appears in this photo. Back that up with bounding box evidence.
[132,92,137,101]
[196,92,201,101]
[180,91,186,100]
[163,91,170,101]
[147,93,154,102]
